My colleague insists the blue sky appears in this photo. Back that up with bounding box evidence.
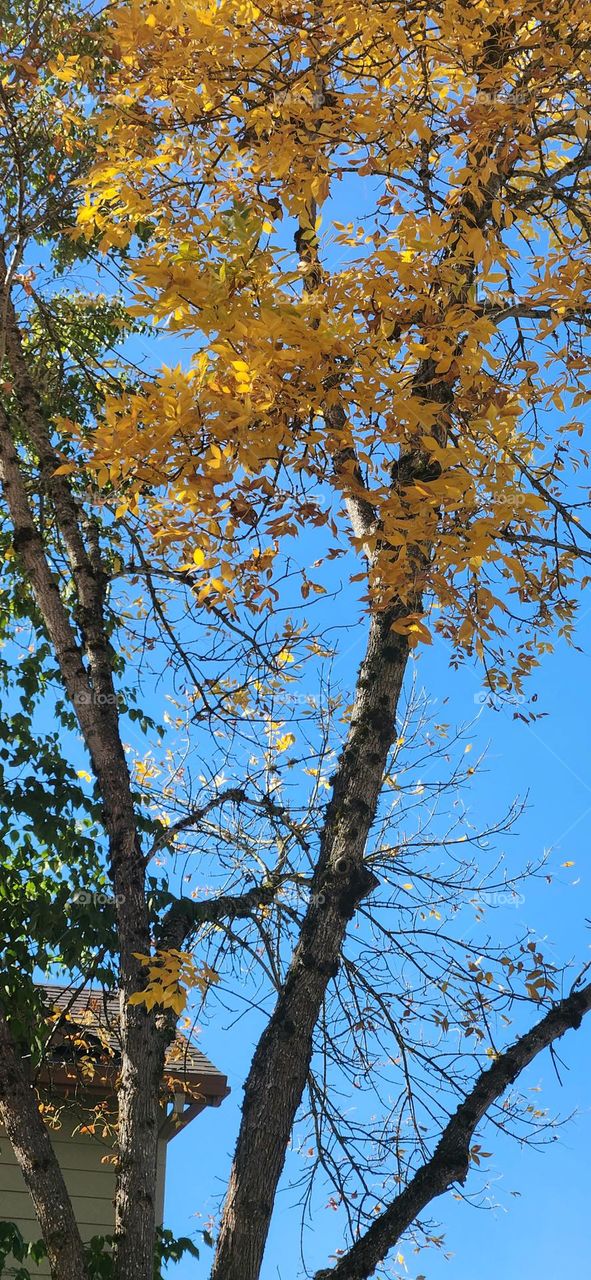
[160,613,591,1280]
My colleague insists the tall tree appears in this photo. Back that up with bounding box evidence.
[2,3,591,1280]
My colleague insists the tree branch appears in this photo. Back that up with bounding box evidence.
[210,605,409,1280]
[313,981,591,1280]
[157,882,284,951]
[148,786,310,860]
[481,300,591,326]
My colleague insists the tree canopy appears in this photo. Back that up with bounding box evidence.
[1,3,591,1280]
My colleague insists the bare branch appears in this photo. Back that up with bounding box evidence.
[314,982,591,1280]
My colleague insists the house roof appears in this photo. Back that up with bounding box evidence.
[37,984,229,1134]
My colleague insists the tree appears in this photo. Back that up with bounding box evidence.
[1,2,591,1280]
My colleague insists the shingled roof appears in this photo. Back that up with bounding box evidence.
[37,984,229,1134]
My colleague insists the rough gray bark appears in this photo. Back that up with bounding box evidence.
[0,1010,89,1280]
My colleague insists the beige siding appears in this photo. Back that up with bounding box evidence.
[0,1109,167,1277]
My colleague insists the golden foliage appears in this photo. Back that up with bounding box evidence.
[72,0,591,676]
[130,950,220,1015]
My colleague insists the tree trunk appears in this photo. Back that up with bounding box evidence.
[211,609,410,1280]
[0,331,164,1280]
[0,1011,89,1280]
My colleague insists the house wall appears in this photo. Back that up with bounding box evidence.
[0,1105,167,1277]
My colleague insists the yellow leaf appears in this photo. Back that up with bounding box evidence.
[207,445,223,469]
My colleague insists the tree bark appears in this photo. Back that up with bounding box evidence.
[0,1010,89,1280]
[210,607,410,1280]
